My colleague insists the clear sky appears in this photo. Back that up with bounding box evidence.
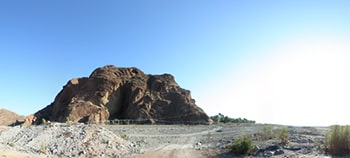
[1,1,350,126]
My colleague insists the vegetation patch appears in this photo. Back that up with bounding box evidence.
[256,124,274,140]
[42,118,47,125]
[66,117,71,127]
[275,126,290,145]
[121,133,128,140]
[210,113,255,124]
[325,125,350,156]
[231,136,253,155]
[40,142,47,154]
[256,124,290,144]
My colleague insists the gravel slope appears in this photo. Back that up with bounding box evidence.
[0,123,130,158]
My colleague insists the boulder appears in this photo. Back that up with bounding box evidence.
[23,114,37,126]
[274,149,285,155]
[34,65,211,124]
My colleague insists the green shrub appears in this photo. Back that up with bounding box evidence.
[256,124,274,141]
[102,138,109,144]
[231,136,253,155]
[256,125,289,144]
[325,125,350,156]
[40,142,47,153]
[275,126,289,145]
[121,133,128,140]
[66,117,71,127]
[42,118,47,125]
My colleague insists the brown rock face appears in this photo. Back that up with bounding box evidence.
[34,65,211,124]
[0,109,25,126]
[23,114,37,126]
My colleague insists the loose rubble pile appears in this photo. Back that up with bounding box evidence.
[0,123,131,157]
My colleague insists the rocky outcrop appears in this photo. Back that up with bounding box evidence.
[34,65,211,124]
[23,114,37,126]
[0,109,25,126]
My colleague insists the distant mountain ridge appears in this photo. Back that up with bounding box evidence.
[0,109,24,126]
[33,65,211,124]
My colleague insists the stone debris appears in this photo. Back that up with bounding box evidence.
[0,123,130,157]
[194,142,202,150]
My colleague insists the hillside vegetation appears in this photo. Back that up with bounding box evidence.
[210,113,255,124]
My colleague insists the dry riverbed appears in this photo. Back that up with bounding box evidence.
[0,123,331,157]
[105,123,330,158]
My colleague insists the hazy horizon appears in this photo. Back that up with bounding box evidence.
[1,1,350,126]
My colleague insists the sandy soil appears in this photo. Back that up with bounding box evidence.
[0,150,46,158]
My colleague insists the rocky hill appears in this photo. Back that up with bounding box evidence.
[33,65,211,124]
[0,109,24,126]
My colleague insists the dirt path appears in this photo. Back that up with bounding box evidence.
[0,150,46,158]
[129,142,207,158]
[126,127,223,158]
[127,127,222,137]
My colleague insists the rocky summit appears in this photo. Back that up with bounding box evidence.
[33,65,211,124]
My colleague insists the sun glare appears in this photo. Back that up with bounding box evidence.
[198,34,350,126]
[256,35,350,125]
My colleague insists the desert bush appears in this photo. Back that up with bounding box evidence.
[40,142,47,153]
[256,124,274,140]
[102,138,110,144]
[121,133,128,140]
[207,131,211,142]
[231,136,253,155]
[275,126,289,145]
[256,125,289,144]
[42,118,47,125]
[325,125,350,156]
[66,117,71,127]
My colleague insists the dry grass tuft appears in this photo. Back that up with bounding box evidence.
[325,125,350,156]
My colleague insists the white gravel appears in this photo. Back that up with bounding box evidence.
[0,123,131,157]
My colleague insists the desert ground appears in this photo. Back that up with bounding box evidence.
[0,123,332,158]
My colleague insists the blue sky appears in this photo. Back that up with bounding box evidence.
[1,1,350,126]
